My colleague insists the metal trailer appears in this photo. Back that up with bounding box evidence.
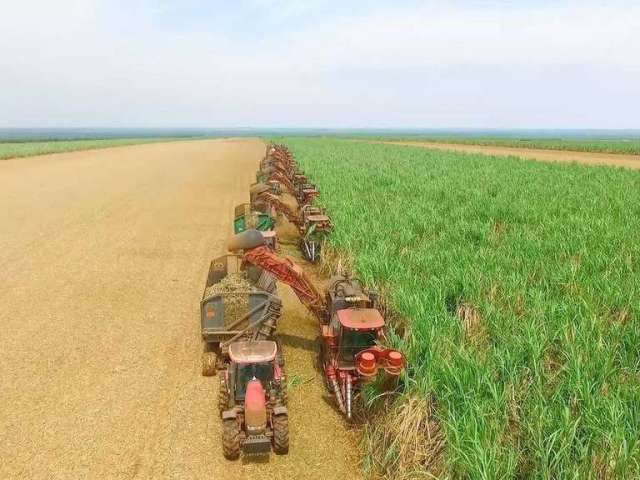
[200,254,282,376]
[233,203,274,234]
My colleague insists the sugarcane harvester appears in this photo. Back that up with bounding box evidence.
[250,183,333,262]
[257,151,319,206]
[259,144,319,206]
[228,229,405,419]
[263,144,295,172]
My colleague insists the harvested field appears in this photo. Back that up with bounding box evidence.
[370,140,640,170]
[0,139,360,480]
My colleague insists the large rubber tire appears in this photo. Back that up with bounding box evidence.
[218,376,229,415]
[272,414,289,455]
[222,419,241,460]
[202,352,217,377]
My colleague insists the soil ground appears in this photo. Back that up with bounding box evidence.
[0,139,361,480]
[373,140,640,170]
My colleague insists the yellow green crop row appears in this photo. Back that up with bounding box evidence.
[278,137,640,479]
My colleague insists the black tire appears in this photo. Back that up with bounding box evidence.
[222,419,241,460]
[272,414,289,455]
[218,376,229,415]
[202,352,217,377]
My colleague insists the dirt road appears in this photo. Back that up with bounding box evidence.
[373,140,640,170]
[0,139,361,479]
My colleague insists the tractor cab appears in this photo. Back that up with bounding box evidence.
[334,309,384,367]
[228,340,279,400]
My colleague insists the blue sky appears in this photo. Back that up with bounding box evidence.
[1,0,638,128]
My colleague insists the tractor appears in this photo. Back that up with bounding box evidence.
[218,340,289,459]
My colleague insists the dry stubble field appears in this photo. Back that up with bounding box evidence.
[0,138,360,480]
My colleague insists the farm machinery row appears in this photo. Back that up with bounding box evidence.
[199,144,405,459]
[234,144,332,263]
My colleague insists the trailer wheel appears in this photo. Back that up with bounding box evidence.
[272,414,289,455]
[218,376,229,415]
[222,419,241,460]
[202,352,217,377]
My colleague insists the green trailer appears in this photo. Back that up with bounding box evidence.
[233,203,274,234]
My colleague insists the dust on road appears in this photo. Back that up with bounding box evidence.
[373,140,640,170]
[0,139,361,480]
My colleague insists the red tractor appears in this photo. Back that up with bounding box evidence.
[228,230,405,419]
[218,340,289,458]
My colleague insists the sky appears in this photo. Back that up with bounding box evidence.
[0,0,639,129]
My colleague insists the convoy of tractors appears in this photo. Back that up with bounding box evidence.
[200,144,406,459]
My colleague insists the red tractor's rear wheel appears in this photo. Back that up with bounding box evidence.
[272,414,289,455]
[222,419,241,460]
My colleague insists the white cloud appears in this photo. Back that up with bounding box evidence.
[0,0,638,128]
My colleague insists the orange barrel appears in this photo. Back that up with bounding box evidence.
[357,351,378,377]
